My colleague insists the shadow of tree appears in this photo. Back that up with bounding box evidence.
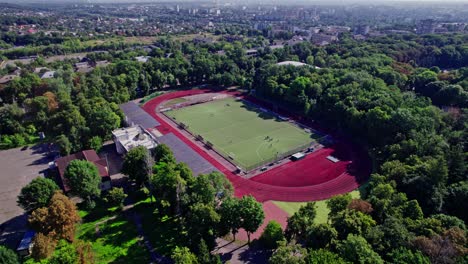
[0,213,28,249]
[109,242,151,264]
[132,202,187,256]
[238,241,271,264]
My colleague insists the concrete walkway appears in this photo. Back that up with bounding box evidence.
[214,238,271,264]
[124,209,172,264]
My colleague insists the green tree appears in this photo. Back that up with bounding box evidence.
[269,240,307,264]
[402,200,424,220]
[122,146,154,187]
[196,239,211,264]
[151,162,187,214]
[218,197,242,240]
[238,195,265,243]
[331,209,376,239]
[87,136,102,153]
[189,172,233,206]
[87,107,120,139]
[55,134,71,156]
[388,248,430,264]
[0,246,19,264]
[431,214,466,230]
[48,240,78,264]
[17,177,59,212]
[286,202,316,241]
[64,160,101,206]
[260,220,285,249]
[327,194,352,215]
[186,203,220,250]
[337,234,383,264]
[153,143,176,164]
[172,246,198,264]
[306,223,338,249]
[0,103,25,135]
[306,249,348,264]
[105,187,127,207]
[444,182,468,222]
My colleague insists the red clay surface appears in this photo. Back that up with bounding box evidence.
[236,201,289,241]
[142,89,369,203]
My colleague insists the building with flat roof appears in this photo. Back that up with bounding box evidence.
[40,71,56,79]
[112,126,157,155]
[276,61,321,69]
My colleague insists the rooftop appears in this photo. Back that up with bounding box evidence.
[119,101,160,129]
[112,126,157,153]
[157,133,217,176]
[0,75,19,84]
[55,150,108,192]
[40,71,56,79]
[135,56,151,63]
[277,61,320,69]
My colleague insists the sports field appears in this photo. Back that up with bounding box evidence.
[165,97,315,171]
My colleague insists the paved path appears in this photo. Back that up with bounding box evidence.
[124,209,172,264]
[214,238,270,264]
[122,183,172,264]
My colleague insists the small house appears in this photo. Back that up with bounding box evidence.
[55,150,111,192]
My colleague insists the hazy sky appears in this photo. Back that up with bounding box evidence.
[3,0,468,4]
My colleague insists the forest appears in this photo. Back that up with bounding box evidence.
[0,32,466,263]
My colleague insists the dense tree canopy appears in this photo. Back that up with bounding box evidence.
[260,221,285,249]
[17,177,59,212]
[64,160,101,205]
[2,30,466,264]
[122,146,153,187]
[0,246,19,264]
[238,195,265,243]
[28,191,80,242]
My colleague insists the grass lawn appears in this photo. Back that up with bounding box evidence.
[166,98,315,170]
[77,205,150,264]
[273,183,368,224]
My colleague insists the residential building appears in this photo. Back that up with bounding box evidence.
[54,150,111,192]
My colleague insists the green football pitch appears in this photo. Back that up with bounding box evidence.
[165,97,315,171]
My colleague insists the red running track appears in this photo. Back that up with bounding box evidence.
[142,89,369,202]
[250,146,350,187]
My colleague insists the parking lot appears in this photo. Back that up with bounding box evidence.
[0,144,53,247]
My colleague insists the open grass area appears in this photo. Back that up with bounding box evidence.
[166,97,315,170]
[273,183,368,224]
[77,205,150,264]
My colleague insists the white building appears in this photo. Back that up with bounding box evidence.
[40,71,56,79]
[112,126,157,154]
[277,61,321,69]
